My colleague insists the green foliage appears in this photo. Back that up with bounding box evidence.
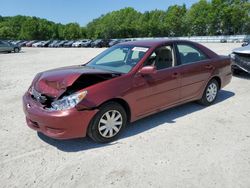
[86,8,142,39]
[0,1,249,40]
[138,10,166,37]
[63,23,81,39]
[186,0,212,36]
[207,0,250,35]
[165,5,187,36]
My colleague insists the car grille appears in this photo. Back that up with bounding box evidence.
[31,88,49,105]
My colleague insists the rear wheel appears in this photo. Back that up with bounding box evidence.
[199,79,219,106]
[88,102,127,143]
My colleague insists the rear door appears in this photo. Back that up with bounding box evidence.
[175,42,214,101]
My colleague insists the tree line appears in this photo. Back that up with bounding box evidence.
[0,0,249,40]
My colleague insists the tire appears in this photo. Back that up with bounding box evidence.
[14,48,20,53]
[199,79,219,106]
[87,102,127,143]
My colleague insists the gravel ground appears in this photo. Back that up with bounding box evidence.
[0,43,250,188]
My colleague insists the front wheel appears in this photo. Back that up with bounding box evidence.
[88,102,127,143]
[199,79,219,106]
[14,47,20,53]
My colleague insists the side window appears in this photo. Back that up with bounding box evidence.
[144,45,174,70]
[0,41,8,47]
[2,41,9,46]
[177,44,208,65]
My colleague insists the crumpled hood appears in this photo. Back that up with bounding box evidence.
[233,45,250,54]
[33,65,112,98]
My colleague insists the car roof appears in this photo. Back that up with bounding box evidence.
[118,39,219,58]
[118,39,194,47]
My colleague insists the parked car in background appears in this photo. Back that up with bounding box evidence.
[19,41,29,47]
[6,40,13,43]
[63,40,75,47]
[26,40,38,47]
[72,40,82,47]
[230,44,250,74]
[55,40,68,47]
[23,39,232,143]
[11,40,23,46]
[242,40,249,47]
[109,39,122,47]
[0,40,21,53]
[48,40,60,47]
[72,39,90,47]
[220,39,227,43]
[40,40,53,47]
[32,41,44,47]
[81,39,92,47]
[11,40,27,46]
[91,39,110,48]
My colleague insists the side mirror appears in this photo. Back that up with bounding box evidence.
[139,66,156,75]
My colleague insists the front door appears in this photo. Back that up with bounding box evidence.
[133,44,181,117]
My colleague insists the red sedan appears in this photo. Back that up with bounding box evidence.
[23,40,232,143]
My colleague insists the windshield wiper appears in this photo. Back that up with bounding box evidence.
[82,64,123,74]
[81,64,95,69]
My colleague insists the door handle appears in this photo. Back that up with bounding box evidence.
[205,65,214,70]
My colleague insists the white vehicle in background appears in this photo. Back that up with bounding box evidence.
[32,41,44,47]
[72,39,92,47]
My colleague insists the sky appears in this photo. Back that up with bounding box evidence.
[0,0,198,26]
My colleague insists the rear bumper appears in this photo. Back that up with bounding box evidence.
[23,92,98,139]
[221,71,232,88]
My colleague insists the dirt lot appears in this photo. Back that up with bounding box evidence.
[0,43,250,188]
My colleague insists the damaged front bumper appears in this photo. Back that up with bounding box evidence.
[23,92,98,139]
[230,53,250,73]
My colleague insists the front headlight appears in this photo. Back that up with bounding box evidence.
[230,53,236,59]
[49,90,88,111]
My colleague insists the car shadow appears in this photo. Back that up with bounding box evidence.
[0,52,11,54]
[0,51,25,54]
[38,90,235,152]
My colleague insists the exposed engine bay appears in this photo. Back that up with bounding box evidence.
[31,73,120,108]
